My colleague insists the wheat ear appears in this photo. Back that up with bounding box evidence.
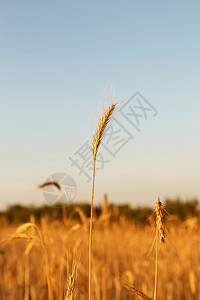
[155,197,166,243]
[92,103,117,160]
[65,264,78,300]
[89,102,117,300]
[154,197,166,300]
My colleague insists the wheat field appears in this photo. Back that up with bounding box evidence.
[0,210,200,300]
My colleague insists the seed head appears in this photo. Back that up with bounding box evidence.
[155,197,166,243]
[92,103,117,161]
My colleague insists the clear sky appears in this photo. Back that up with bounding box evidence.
[1,1,200,209]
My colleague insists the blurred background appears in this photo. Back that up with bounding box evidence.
[1,1,200,210]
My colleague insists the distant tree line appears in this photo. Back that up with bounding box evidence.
[164,197,199,221]
[0,197,199,224]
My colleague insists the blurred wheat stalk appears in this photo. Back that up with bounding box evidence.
[7,222,53,300]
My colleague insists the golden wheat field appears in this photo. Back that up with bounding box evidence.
[0,209,200,300]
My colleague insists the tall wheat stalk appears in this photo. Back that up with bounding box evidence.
[89,101,117,300]
[153,197,166,300]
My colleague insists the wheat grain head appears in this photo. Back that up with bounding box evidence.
[155,197,166,243]
[91,103,117,161]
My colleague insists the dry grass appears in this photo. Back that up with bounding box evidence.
[1,213,200,300]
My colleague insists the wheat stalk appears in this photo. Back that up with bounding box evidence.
[24,240,35,300]
[89,101,117,300]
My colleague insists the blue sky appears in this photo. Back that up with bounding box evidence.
[0,1,200,209]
